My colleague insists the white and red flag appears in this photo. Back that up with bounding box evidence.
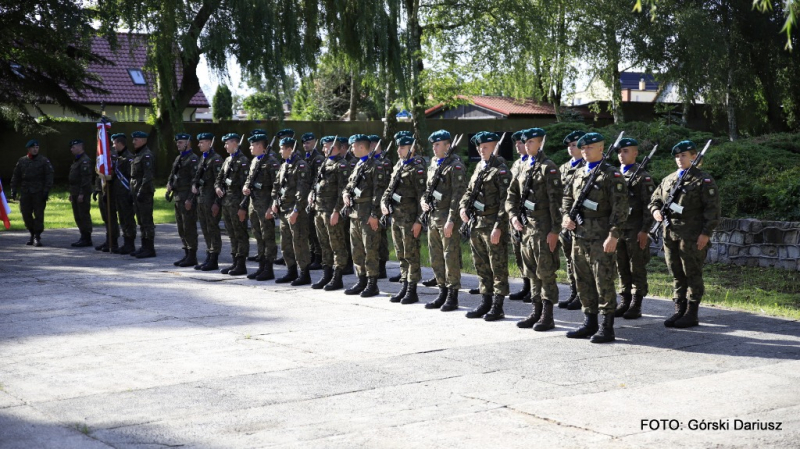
[0,179,11,230]
[96,120,112,184]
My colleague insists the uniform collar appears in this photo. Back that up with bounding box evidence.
[232,150,240,159]
[402,157,414,165]
[678,169,687,177]
[285,154,295,164]
[570,158,583,167]
[359,155,369,163]
[373,153,381,159]
[74,153,84,160]
[27,153,37,159]
[256,154,264,160]
[622,163,635,173]
[586,160,601,172]
[328,155,337,160]
[521,155,529,162]
[180,149,193,158]
[202,150,210,158]
[436,157,445,166]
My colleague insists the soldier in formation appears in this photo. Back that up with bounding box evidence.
[68,139,94,248]
[167,133,200,267]
[214,133,249,275]
[192,133,224,271]
[10,139,54,247]
[557,131,586,310]
[243,132,281,282]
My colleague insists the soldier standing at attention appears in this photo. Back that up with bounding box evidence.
[381,134,427,304]
[308,136,351,290]
[214,133,249,275]
[421,130,466,311]
[342,134,385,297]
[507,128,563,331]
[459,131,513,321]
[649,140,720,328]
[192,133,224,271]
[562,132,629,343]
[303,132,325,270]
[272,128,295,266]
[339,136,356,276]
[614,138,655,319]
[370,134,393,280]
[557,130,586,310]
[92,152,120,253]
[168,133,201,267]
[243,133,281,281]
[271,136,313,285]
[508,130,532,303]
[109,134,137,255]
[11,139,54,247]
[67,139,94,248]
[128,131,157,258]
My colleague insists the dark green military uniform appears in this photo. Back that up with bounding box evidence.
[215,148,250,262]
[11,147,54,243]
[649,140,721,328]
[508,139,530,300]
[376,152,393,270]
[558,156,585,308]
[194,148,224,258]
[304,146,325,265]
[346,153,386,279]
[93,164,120,250]
[311,151,351,271]
[272,151,312,271]
[425,152,466,291]
[113,145,137,250]
[69,152,94,237]
[130,145,156,241]
[247,151,280,263]
[168,149,201,256]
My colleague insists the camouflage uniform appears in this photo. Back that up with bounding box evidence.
[459,157,513,296]
[311,154,351,269]
[247,153,281,262]
[193,150,224,255]
[509,156,529,283]
[272,153,312,269]
[558,158,584,305]
[506,156,563,305]
[617,163,656,298]
[69,153,94,235]
[376,153,393,265]
[425,155,467,289]
[649,167,720,306]
[214,150,250,259]
[305,148,325,263]
[114,148,137,242]
[562,161,629,315]
[346,156,386,278]
[130,146,156,240]
[94,165,119,245]
[381,156,427,283]
[11,153,54,237]
[170,151,201,252]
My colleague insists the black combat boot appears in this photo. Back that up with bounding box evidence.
[389,273,402,283]
[228,256,248,276]
[344,275,367,295]
[566,294,582,310]
[110,238,119,253]
[440,287,459,312]
[324,268,344,291]
[466,295,493,319]
[421,277,438,287]
[517,302,543,329]
[623,294,643,319]
[401,283,419,304]
[378,260,387,279]
[566,313,599,339]
[220,254,237,274]
[26,231,34,245]
[179,250,197,267]
[174,248,188,266]
[360,277,380,297]
[196,252,211,270]
[615,292,632,317]
[483,295,505,321]
[308,254,323,270]
[425,286,448,309]
[130,238,144,256]
[664,298,687,328]
[95,237,108,251]
[343,258,355,275]
[673,301,700,328]
[312,266,333,289]
[390,282,408,303]
[274,256,286,266]
[247,254,259,262]
[202,253,219,271]
[248,257,266,279]
[119,237,135,255]
[534,302,556,332]
[509,278,531,301]
[256,260,275,281]
[135,238,156,258]
[559,279,578,308]
[468,288,480,295]
[33,233,43,247]
[590,313,615,343]
[275,264,298,283]
[72,232,92,248]
[291,266,312,286]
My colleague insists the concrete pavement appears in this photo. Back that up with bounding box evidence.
[1,224,798,448]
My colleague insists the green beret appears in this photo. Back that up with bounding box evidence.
[68,139,84,147]
[521,128,546,142]
[250,129,267,136]
[511,131,523,142]
[336,136,349,145]
[320,136,335,144]
[393,131,413,140]
[616,138,639,151]
[301,132,316,143]
[577,132,604,148]
[672,140,697,155]
[25,139,40,148]
[368,135,381,143]
[428,130,451,143]
[280,137,296,147]
[196,132,214,141]
[276,129,294,138]
[563,130,586,146]
[174,133,191,141]
[349,134,370,145]
[474,131,500,145]
[131,131,148,139]
[248,133,268,143]
[396,136,414,146]
[110,133,126,142]
[222,133,240,142]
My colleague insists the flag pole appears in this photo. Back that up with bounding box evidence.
[102,102,112,252]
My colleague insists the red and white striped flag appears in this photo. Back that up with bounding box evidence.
[0,179,11,230]
[96,120,112,185]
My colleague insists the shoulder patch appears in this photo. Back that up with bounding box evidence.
[617,183,623,191]
[340,163,347,168]
[704,178,712,183]
[549,168,557,174]
[417,169,424,174]
[454,165,462,170]
[499,169,507,175]
[645,176,651,181]
[613,171,621,177]
[299,163,306,169]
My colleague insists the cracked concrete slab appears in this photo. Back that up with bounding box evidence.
[1,224,799,448]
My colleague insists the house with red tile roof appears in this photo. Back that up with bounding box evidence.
[426,95,559,120]
[25,33,209,122]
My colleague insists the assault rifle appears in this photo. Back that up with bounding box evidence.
[567,131,625,226]
[164,152,183,202]
[188,136,216,204]
[274,139,299,210]
[648,139,712,243]
[218,134,247,199]
[627,144,658,195]
[459,132,507,240]
[418,134,464,227]
[380,138,416,228]
[511,135,547,244]
[339,142,384,217]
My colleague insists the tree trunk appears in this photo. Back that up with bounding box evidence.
[349,70,358,121]
[724,7,738,141]
[606,26,624,124]
[406,0,426,140]
[383,78,397,142]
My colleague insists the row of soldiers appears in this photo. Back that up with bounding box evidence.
[11,128,720,340]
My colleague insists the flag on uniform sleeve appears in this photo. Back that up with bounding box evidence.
[0,179,11,230]
[96,119,112,186]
